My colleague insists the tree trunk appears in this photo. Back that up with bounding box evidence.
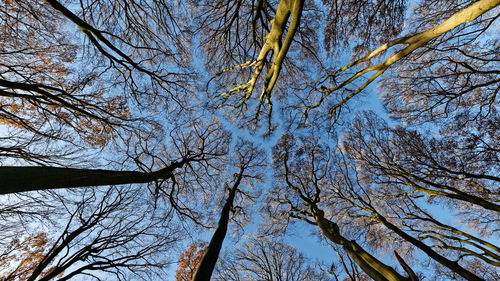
[191,172,242,281]
[314,209,411,281]
[0,162,183,195]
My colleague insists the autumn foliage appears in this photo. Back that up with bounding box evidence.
[0,233,60,281]
[175,242,207,281]
[0,0,132,150]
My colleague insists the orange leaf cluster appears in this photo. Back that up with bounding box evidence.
[175,241,207,281]
[0,233,53,281]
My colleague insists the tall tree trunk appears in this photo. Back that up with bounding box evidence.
[0,161,185,195]
[313,208,413,281]
[191,171,243,281]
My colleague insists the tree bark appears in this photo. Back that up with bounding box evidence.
[0,162,183,195]
[313,208,410,281]
[191,171,243,281]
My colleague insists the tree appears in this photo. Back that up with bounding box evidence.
[269,124,499,280]
[0,186,179,281]
[1,0,499,280]
[192,140,266,281]
[0,0,139,163]
[343,111,500,214]
[0,119,229,196]
[380,4,500,124]
[341,112,499,278]
[202,0,410,131]
[206,0,500,130]
[270,133,421,281]
[214,237,332,281]
[0,0,192,168]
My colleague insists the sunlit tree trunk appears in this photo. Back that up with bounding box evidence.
[311,0,500,117]
[313,208,414,281]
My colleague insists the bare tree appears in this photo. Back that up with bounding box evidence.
[0,0,128,163]
[0,117,230,196]
[269,132,496,280]
[1,186,180,281]
[203,0,409,131]
[192,139,266,281]
[343,111,499,217]
[1,1,499,280]
[302,0,500,125]
[214,237,333,281]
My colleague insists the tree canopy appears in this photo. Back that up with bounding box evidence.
[1,0,499,280]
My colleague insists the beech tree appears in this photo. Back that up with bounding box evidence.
[269,132,498,280]
[0,186,179,281]
[0,0,137,162]
[343,111,500,215]
[205,0,499,130]
[1,0,499,280]
[214,238,332,281]
[270,133,421,281]
[314,0,498,122]
[192,140,266,281]
[0,0,192,168]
